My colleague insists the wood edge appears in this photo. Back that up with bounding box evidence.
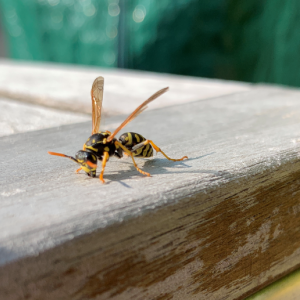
[243,266,300,300]
[2,156,300,299]
[0,89,91,114]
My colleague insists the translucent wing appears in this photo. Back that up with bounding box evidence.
[91,77,104,134]
[107,87,169,142]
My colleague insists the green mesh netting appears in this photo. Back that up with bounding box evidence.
[126,0,227,78]
[1,0,299,87]
[0,0,227,78]
[0,0,118,67]
[226,0,300,87]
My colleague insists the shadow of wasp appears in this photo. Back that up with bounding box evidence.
[48,77,188,183]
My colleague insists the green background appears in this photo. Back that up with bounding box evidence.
[1,0,299,87]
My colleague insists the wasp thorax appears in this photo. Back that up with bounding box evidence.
[83,132,117,158]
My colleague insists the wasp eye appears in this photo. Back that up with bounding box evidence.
[75,150,87,161]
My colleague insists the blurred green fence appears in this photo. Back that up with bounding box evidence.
[1,0,300,87]
[0,0,227,78]
[0,0,118,67]
[226,0,300,87]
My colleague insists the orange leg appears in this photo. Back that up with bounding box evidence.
[99,151,109,183]
[133,140,188,161]
[115,141,151,177]
[76,167,82,173]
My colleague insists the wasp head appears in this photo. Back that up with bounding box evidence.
[75,150,98,177]
[48,150,98,177]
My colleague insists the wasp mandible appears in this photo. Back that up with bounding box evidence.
[48,77,188,183]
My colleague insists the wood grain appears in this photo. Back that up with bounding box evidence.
[2,159,300,300]
[1,86,300,299]
[0,59,250,115]
[0,97,89,137]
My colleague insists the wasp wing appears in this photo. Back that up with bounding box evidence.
[107,87,169,142]
[91,77,104,134]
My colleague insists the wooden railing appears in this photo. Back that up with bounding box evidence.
[1,60,300,300]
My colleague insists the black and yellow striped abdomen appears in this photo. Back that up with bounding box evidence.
[119,132,153,157]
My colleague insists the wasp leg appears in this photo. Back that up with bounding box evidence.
[76,167,82,173]
[99,152,109,183]
[133,140,188,161]
[115,141,151,177]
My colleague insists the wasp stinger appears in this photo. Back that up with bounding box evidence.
[48,77,188,183]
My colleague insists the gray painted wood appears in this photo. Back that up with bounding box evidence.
[0,97,89,137]
[2,86,300,299]
[0,59,250,115]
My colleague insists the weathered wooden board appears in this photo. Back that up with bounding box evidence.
[1,86,300,299]
[0,59,250,115]
[0,97,89,137]
[0,59,250,137]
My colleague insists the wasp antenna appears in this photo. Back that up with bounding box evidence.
[48,151,68,157]
[48,151,78,163]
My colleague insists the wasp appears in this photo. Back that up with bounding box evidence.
[48,77,188,183]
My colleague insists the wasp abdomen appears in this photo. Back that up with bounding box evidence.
[119,132,153,157]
